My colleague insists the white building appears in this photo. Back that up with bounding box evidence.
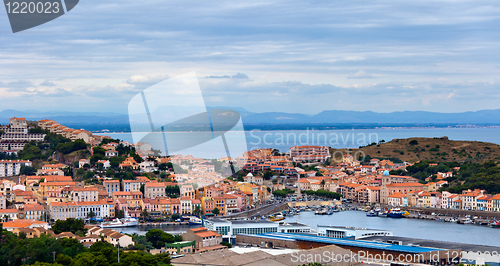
[96,160,111,169]
[122,179,141,192]
[78,159,90,168]
[278,222,311,233]
[317,225,392,239]
[203,219,279,242]
[0,160,32,177]
[70,187,100,202]
[49,199,114,220]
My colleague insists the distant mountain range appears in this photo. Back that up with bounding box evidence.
[2,108,500,132]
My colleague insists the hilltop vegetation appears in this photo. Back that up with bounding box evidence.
[446,161,500,194]
[328,137,500,194]
[332,137,500,164]
[0,224,172,266]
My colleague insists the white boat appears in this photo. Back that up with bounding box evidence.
[189,217,203,225]
[100,217,139,228]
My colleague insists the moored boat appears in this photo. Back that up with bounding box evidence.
[188,217,203,225]
[100,217,139,228]
[387,208,405,218]
[490,220,500,228]
[269,214,285,221]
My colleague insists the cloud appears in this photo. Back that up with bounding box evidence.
[37,88,74,97]
[204,73,249,79]
[126,74,171,85]
[205,75,231,79]
[1,0,500,114]
[347,70,375,79]
[39,80,56,86]
[232,73,249,79]
[0,80,35,91]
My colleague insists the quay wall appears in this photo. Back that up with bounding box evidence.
[391,206,500,219]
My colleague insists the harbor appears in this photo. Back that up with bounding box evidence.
[281,209,500,247]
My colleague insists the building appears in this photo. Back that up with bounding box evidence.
[236,232,457,265]
[122,179,141,192]
[381,170,424,204]
[23,204,45,220]
[103,180,120,197]
[144,182,166,199]
[290,146,331,164]
[70,187,99,202]
[1,219,50,231]
[0,160,32,177]
[203,219,279,243]
[182,227,224,252]
[317,225,393,239]
[171,245,353,266]
[164,241,196,255]
[277,221,311,233]
[49,199,115,220]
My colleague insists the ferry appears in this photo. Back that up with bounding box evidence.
[188,217,203,225]
[100,217,139,228]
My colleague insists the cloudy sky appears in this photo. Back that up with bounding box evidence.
[0,0,499,114]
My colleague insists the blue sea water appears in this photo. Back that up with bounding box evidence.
[96,127,500,157]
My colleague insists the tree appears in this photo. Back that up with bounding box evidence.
[212,207,220,216]
[145,229,175,249]
[19,165,35,175]
[116,210,125,219]
[173,235,183,242]
[86,210,96,222]
[141,210,150,222]
[51,218,86,235]
[193,206,202,217]
[220,241,232,248]
[409,139,419,145]
[18,143,45,160]
[262,171,273,180]
[273,188,295,198]
[165,185,180,197]
[158,163,168,171]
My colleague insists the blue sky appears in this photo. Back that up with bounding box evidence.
[0,0,499,114]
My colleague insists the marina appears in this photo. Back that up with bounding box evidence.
[281,210,500,247]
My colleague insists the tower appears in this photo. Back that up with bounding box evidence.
[381,170,391,204]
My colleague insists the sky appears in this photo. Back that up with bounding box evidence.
[0,0,500,115]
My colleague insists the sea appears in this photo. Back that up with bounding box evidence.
[96,127,500,158]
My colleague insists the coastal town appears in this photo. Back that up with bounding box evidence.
[1,117,500,265]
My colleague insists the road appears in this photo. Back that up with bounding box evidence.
[224,202,285,218]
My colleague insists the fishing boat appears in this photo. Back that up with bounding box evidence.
[490,220,500,228]
[100,217,139,228]
[188,217,203,225]
[387,208,405,218]
[366,210,377,217]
